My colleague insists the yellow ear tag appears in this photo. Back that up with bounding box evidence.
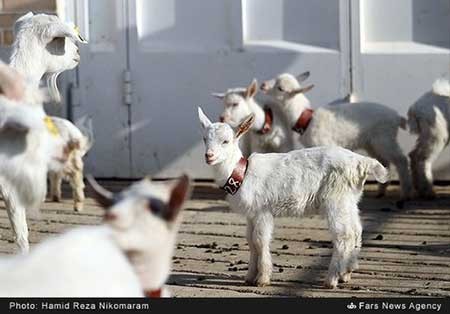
[74,25,80,35]
[44,116,59,137]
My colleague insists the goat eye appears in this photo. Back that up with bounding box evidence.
[278,86,284,92]
[232,103,238,107]
[147,198,166,218]
[222,140,229,145]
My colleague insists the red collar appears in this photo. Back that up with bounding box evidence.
[292,108,314,134]
[222,157,248,195]
[144,288,162,298]
[256,106,273,135]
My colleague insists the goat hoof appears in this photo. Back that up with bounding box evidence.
[339,272,352,283]
[74,202,83,212]
[52,196,61,202]
[254,275,271,287]
[324,277,338,289]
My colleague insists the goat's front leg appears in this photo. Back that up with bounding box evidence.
[252,212,273,287]
[49,171,62,202]
[3,192,29,253]
[245,217,258,285]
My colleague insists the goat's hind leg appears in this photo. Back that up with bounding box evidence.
[325,207,356,289]
[69,169,85,212]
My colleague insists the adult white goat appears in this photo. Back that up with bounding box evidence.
[10,12,91,211]
[0,175,190,297]
[408,78,450,199]
[261,72,412,205]
[213,79,293,153]
[198,107,388,289]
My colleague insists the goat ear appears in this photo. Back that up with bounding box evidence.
[211,93,225,100]
[86,175,115,209]
[166,175,191,221]
[42,23,87,45]
[245,79,258,99]
[296,71,310,83]
[14,12,34,35]
[235,114,255,139]
[290,84,314,96]
[198,107,212,129]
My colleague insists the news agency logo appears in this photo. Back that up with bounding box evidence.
[347,302,357,310]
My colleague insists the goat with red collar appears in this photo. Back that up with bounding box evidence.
[0,175,190,297]
[261,72,412,206]
[212,79,294,154]
[198,107,388,289]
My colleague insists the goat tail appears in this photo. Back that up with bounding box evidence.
[432,78,450,98]
[364,157,389,184]
[75,116,94,151]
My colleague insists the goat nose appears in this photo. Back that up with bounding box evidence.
[205,152,214,158]
[219,116,225,123]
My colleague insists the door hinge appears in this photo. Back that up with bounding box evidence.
[123,70,132,106]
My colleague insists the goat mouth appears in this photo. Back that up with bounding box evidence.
[206,158,217,165]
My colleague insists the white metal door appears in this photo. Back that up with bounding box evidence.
[73,0,132,177]
[126,0,352,178]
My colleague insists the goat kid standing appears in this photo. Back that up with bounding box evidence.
[213,79,293,153]
[261,72,412,205]
[408,78,450,199]
[198,107,388,288]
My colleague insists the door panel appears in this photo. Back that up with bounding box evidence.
[75,0,131,177]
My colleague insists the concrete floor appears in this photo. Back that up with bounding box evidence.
[1,181,449,297]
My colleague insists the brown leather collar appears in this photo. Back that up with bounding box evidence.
[292,108,314,134]
[256,106,273,135]
[222,157,248,195]
[144,288,162,298]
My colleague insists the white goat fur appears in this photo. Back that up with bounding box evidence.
[10,12,91,212]
[261,73,412,202]
[407,78,450,198]
[0,177,189,297]
[49,117,93,211]
[213,79,293,153]
[0,70,66,253]
[198,108,388,289]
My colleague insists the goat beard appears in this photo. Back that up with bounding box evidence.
[46,72,62,103]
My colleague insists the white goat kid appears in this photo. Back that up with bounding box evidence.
[198,108,388,289]
[10,12,91,211]
[0,175,190,297]
[213,79,293,153]
[408,79,450,199]
[0,64,67,253]
[48,117,93,211]
[261,72,412,204]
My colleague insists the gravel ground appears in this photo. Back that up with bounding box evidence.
[1,181,449,297]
